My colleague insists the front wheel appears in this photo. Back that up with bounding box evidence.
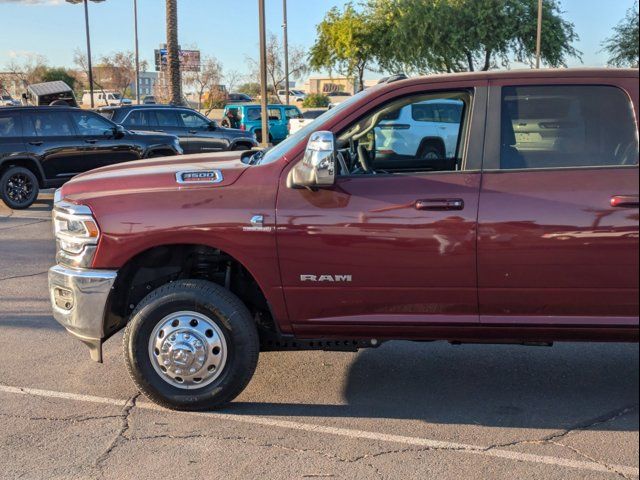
[123,279,259,410]
[0,166,39,210]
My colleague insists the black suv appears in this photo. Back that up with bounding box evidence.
[98,105,258,154]
[0,106,182,209]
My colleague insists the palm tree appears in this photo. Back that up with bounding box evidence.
[165,0,182,105]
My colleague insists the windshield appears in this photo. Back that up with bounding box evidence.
[256,87,376,165]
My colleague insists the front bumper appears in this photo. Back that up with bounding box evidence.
[48,265,117,362]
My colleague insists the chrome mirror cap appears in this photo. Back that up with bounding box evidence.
[289,131,336,189]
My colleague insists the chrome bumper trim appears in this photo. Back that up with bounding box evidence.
[48,265,117,362]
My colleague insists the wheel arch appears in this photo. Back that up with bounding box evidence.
[0,156,46,188]
[416,136,446,157]
[104,243,278,342]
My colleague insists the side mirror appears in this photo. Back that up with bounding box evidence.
[208,121,217,130]
[113,125,126,139]
[288,131,336,189]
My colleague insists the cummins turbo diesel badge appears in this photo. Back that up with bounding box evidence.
[175,170,223,184]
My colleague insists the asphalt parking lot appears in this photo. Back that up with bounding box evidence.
[0,193,638,480]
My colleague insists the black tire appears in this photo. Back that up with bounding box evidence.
[123,279,259,411]
[419,144,444,161]
[0,166,39,210]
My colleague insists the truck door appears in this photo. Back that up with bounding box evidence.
[478,80,639,325]
[276,85,487,336]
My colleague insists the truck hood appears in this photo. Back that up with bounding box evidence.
[60,151,251,203]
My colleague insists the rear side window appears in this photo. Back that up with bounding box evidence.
[123,110,152,128]
[24,112,74,137]
[500,85,639,169]
[155,110,180,127]
[0,113,21,137]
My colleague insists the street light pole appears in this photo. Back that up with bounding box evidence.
[133,0,140,104]
[535,0,543,69]
[66,0,104,108]
[83,0,95,108]
[258,0,269,147]
[283,0,289,106]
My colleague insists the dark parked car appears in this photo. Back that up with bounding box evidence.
[227,93,254,103]
[97,105,258,154]
[0,106,182,209]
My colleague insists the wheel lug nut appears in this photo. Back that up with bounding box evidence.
[175,369,182,374]
[189,368,196,373]
[163,360,170,366]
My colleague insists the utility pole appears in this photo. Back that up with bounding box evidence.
[258,0,270,147]
[133,0,140,104]
[283,0,289,105]
[535,0,543,68]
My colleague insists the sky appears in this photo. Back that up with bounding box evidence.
[0,0,636,85]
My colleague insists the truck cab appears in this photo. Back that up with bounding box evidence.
[48,69,639,410]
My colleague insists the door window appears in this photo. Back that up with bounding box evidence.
[179,111,209,129]
[336,91,470,174]
[70,111,114,136]
[499,85,639,169]
[268,108,282,121]
[0,113,21,137]
[24,112,74,137]
[155,110,180,127]
[284,107,302,120]
[122,110,152,128]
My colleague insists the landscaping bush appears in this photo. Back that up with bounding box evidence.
[302,93,330,108]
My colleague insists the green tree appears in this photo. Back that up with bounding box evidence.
[309,3,382,91]
[40,68,77,90]
[602,1,639,68]
[369,0,580,73]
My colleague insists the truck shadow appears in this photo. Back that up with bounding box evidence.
[230,341,639,431]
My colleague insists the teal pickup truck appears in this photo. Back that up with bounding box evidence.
[221,104,302,143]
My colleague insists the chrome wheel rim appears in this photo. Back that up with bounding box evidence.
[6,173,34,204]
[148,311,228,389]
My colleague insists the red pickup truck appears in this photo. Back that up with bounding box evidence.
[49,69,639,410]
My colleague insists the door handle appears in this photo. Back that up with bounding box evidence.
[188,130,198,134]
[28,141,43,146]
[84,139,97,144]
[415,198,464,211]
[611,195,639,208]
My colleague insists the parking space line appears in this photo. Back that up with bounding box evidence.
[1,384,638,478]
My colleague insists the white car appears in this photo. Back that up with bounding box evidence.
[278,89,306,103]
[82,90,132,107]
[288,109,326,136]
[1,94,20,106]
[375,99,463,160]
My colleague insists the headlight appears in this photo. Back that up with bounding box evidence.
[53,202,100,267]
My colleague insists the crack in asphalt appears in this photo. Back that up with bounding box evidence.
[0,219,49,231]
[0,412,123,424]
[0,271,48,283]
[483,405,639,479]
[94,393,140,470]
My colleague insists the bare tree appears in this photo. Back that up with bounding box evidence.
[184,56,223,111]
[4,53,48,87]
[247,32,308,103]
[99,51,148,98]
[223,69,244,94]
